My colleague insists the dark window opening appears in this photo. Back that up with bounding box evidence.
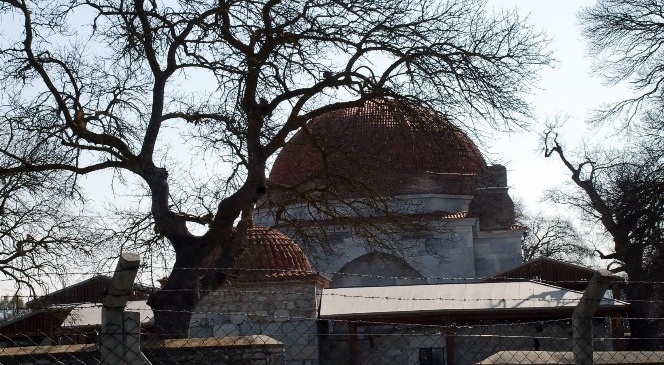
[419,347,445,365]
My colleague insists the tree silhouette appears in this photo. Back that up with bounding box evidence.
[0,0,550,336]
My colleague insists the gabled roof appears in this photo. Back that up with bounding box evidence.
[0,308,70,337]
[485,257,624,291]
[1,300,154,339]
[319,281,628,320]
[26,275,155,309]
[26,275,111,309]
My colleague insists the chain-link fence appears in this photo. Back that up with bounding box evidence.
[0,314,663,365]
[0,255,662,365]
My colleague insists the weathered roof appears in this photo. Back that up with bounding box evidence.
[477,351,664,364]
[269,99,485,191]
[486,257,625,291]
[26,275,154,309]
[0,308,69,337]
[319,281,628,319]
[227,226,318,284]
[59,300,153,327]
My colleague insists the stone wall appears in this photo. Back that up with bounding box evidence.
[319,323,445,365]
[330,251,428,287]
[190,278,327,365]
[285,219,481,288]
[319,318,615,365]
[255,168,524,288]
[0,336,284,365]
[452,319,615,365]
[473,230,523,278]
[257,199,522,289]
[469,165,517,230]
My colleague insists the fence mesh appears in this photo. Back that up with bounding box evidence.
[0,272,663,365]
[0,314,663,365]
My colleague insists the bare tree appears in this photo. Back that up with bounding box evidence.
[0,167,106,295]
[535,0,664,349]
[520,212,593,265]
[544,131,664,350]
[0,294,26,323]
[581,0,664,124]
[0,0,551,336]
[578,0,664,224]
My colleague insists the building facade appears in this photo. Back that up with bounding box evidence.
[189,99,628,365]
[255,99,524,286]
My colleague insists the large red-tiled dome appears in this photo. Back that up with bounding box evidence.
[269,99,485,190]
[229,226,315,283]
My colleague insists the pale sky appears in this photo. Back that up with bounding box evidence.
[68,1,618,215]
[487,0,625,214]
[0,1,623,296]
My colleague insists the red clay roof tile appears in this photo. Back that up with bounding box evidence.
[270,99,485,187]
[229,226,315,283]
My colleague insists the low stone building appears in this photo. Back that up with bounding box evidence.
[188,226,630,365]
[318,281,628,365]
[189,226,330,365]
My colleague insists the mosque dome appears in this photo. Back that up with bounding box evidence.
[269,99,485,195]
[229,226,315,283]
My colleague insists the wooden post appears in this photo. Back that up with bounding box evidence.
[610,313,627,351]
[100,253,152,365]
[348,322,357,365]
[444,317,455,365]
[572,269,614,365]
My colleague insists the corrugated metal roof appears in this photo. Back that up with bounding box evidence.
[319,282,628,318]
[60,301,153,327]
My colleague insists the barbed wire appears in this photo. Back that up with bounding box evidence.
[0,262,661,365]
[0,316,661,365]
[6,287,664,305]
[5,266,662,285]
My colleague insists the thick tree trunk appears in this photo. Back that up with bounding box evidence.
[147,230,240,338]
[148,266,209,338]
[146,172,263,338]
[625,280,664,350]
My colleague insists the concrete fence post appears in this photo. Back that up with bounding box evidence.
[100,252,152,365]
[572,269,614,365]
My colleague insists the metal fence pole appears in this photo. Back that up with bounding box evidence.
[100,252,152,365]
[572,269,614,365]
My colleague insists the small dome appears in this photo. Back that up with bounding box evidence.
[229,226,315,283]
[269,99,485,193]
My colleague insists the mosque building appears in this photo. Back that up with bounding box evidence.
[189,99,627,365]
[255,98,525,285]
[0,99,631,365]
